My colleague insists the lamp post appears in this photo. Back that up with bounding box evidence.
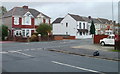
[38,34,41,41]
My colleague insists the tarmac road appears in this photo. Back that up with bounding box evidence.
[1,39,119,73]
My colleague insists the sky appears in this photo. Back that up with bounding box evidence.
[1,0,119,23]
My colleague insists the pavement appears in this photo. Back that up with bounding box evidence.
[47,44,119,61]
[0,41,14,43]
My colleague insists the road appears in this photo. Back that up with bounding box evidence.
[1,39,119,73]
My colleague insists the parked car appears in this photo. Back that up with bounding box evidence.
[100,34,115,46]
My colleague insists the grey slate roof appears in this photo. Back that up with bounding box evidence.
[92,18,101,24]
[98,18,111,24]
[2,7,50,18]
[68,13,85,21]
[52,18,64,24]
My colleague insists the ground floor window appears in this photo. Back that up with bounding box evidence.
[14,30,22,36]
[79,32,88,36]
[14,29,33,37]
[22,30,25,37]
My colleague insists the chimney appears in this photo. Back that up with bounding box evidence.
[23,6,28,9]
[88,16,91,19]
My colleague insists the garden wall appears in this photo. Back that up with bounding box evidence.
[94,35,108,44]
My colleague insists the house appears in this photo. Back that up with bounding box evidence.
[52,13,91,39]
[52,13,114,39]
[2,6,51,38]
[97,18,113,35]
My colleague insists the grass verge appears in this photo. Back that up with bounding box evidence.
[110,49,120,52]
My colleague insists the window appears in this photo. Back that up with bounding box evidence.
[83,23,85,29]
[26,30,29,37]
[22,13,31,25]
[79,32,82,35]
[22,30,25,37]
[25,16,31,25]
[16,31,19,36]
[79,23,81,29]
[66,23,68,27]
[14,17,19,25]
[14,30,22,36]
[66,32,68,35]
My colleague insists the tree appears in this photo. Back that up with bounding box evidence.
[90,20,95,36]
[36,23,52,36]
[0,6,7,16]
[0,25,8,40]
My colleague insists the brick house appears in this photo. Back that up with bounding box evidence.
[2,6,51,38]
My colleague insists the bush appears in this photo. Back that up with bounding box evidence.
[29,34,38,42]
[0,25,8,41]
[36,23,52,36]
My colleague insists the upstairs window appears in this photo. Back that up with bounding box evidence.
[66,23,68,27]
[79,22,81,29]
[14,17,19,25]
[22,13,32,25]
[83,23,85,29]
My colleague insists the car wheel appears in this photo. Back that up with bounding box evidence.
[101,42,105,46]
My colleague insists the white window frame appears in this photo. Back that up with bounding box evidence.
[14,30,22,36]
[22,29,31,37]
[22,12,33,25]
[14,17,19,25]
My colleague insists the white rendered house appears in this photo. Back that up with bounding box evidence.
[52,13,92,39]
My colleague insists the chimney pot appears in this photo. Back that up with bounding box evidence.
[23,6,28,9]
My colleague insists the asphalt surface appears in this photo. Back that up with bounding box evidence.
[1,39,119,73]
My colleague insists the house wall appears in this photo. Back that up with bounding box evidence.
[2,17,12,30]
[53,23,66,35]
[53,15,77,36]
[61,15,77,36]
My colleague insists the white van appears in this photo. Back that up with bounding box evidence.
[100,34,115,46]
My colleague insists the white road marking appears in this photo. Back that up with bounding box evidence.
[52,61,104,74]
[0,51,8,54]
[15,51,34,57]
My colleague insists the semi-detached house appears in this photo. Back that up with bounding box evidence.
[2,6,51,38]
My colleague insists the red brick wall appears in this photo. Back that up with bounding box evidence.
[63,36,76,40]
[54,36,63,40]
[94,35,108,44]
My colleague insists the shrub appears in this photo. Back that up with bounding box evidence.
[29,34,38,42]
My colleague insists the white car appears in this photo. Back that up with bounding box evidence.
[100,34,115,46]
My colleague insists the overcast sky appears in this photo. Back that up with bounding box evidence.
[1,1,119,22]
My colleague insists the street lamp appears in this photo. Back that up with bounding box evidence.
[38,34,41,41]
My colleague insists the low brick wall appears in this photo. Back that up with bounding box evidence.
[94,35,108,44]
[54,36,63,40]
[63,36,76,40]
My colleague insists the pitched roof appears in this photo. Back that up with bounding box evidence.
[82,16,90,22]
[68,13,85,21]
[98,18,111,24]
[52,18,64,24]
[2,6,50,18]
[92,18,101,24]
